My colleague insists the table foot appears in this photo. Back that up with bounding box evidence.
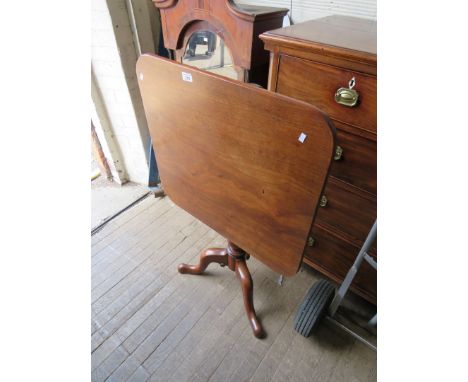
[178,248,228,274]
[178,241,265,338]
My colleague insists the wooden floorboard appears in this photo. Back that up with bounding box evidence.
[92,196,376,381]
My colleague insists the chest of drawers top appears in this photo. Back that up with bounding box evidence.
[261,15,376,75]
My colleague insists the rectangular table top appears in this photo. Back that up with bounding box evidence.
[137,54,335,276]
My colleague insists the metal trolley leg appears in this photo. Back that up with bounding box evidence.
[329,220,377,317]
[294,220,377,351]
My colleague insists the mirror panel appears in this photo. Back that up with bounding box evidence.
[182,31,238,80]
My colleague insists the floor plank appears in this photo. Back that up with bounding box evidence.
[92,196,376,382]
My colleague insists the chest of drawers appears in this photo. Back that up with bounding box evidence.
[260,15,377,304]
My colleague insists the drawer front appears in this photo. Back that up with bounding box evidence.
[277,55,376,133]
[332,128,376,194]
[316,178,376,249]
[305,226,377,304]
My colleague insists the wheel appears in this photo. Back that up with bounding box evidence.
[294,279,335,337]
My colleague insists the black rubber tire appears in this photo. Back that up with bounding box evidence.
[294,280,335,337]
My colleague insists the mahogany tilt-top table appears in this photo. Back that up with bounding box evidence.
[137,54,335,338]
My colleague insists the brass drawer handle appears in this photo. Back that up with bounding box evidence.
[335,77,359,107]
[319,195,328,207]
[334,145,343,161]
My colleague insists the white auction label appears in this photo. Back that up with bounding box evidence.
[298,132,307,143]
[182,72,193,82]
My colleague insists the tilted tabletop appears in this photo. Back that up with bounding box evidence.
[137,54,335,276]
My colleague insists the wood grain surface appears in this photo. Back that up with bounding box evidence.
[261,15,376,67]
[137,54,335,276]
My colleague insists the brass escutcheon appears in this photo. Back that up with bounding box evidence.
[320,195,328,207]
[334,145,343,161]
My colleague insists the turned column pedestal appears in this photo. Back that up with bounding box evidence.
[178,241,265,338]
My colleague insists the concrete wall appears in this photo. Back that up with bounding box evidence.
[91,0,159,185]
[91,71,128,184]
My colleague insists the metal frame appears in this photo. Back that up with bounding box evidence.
[327,220,377,351]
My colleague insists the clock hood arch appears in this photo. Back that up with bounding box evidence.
[153,0,288,72]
